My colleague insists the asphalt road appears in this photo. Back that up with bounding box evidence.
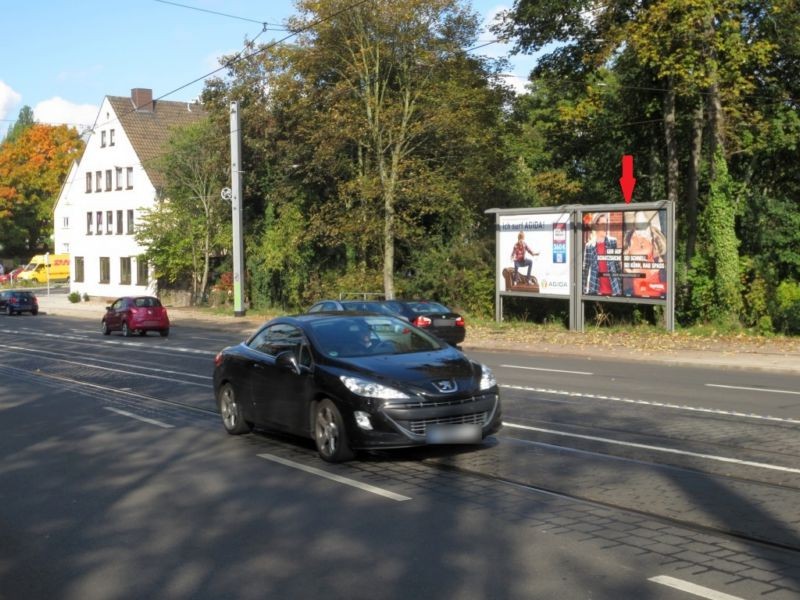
[1,313,799,600]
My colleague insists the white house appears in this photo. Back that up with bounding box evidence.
[53,88,205,299]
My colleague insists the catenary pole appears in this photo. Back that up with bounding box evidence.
[230,101,246,316]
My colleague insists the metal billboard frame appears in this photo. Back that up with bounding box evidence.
[486,201,675,332]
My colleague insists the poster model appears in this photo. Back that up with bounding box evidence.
[581,209,668,299]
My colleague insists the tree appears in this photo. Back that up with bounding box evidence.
[136,119,230,303]
[0,123,83,254]
[3,106,35,145]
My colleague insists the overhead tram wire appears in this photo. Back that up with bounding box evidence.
[154,0,288,29]
[87,0,376,136]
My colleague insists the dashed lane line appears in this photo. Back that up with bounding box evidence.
[501,384,800,425]
[257,453,412,502]
[706,383,800,396]
[499,364,593,376]
[104,407,174,429]
[648,575,746,600]
[504,422,800,474]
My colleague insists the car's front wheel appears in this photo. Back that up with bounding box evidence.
[217,382,252,435]
[5,305,13,316]
[101,320,110,335]
[314,399,354,463]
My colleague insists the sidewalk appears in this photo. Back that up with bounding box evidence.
[34,292,800,374]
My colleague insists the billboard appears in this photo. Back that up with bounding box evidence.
[497,212,571,296]
[581,209,668,299]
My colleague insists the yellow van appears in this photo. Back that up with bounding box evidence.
[17,253,70,283]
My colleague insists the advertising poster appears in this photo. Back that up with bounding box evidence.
[581,209,668,299]
[497,213,571,296]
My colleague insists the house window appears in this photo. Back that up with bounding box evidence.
[101,131,107,147]
[99,257,110,284]
[136,256,149,286]
[86,212,93,235]
[116,210,123,234]
[85,172,92,193]
[126,167,134,189]
[110,129,115,146]
[96,211,103,235]
[126,209,135,234]
[62,216,69,228]
[120,257,132,285]
[106,210,113,234]
[63,243,69,253]
[105,170,112,191]
[74,257,84,283]
[95,171,102,192]
[115,167,122,190]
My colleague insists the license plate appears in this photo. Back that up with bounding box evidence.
[433,319,454,327]
[426,424,481,444]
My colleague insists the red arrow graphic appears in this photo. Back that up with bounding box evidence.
[619,155,636,203]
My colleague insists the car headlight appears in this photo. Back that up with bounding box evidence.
[340,376,410,400]
[479,364,496,390]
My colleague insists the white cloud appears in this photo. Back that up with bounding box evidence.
[0,80,22,123]
[34,97,98,133]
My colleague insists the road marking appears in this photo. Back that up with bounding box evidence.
[503,422,800,474]
[649,575,745,600]
[0,345,209,386]
[500,385,800,425]
[706,383,800,396]
[104,407,174,429]
[500,364,593,376]
[257,454,412,502]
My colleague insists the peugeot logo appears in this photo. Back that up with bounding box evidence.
[433,380,457,393]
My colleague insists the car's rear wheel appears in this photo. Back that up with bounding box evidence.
[121,321,131,337]
[314,399,354,463]
[5,306,13,316]
[159,328,169,337]
[101,320,110,335]
[139,330,147,336]
[217,382,252,434]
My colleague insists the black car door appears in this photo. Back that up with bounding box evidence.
[245,324,315,433]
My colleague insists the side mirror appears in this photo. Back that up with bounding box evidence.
[106,306,113,311]
[275,351,301,375]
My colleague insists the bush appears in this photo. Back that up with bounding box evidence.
[82,293,90,302]
[774,280,800,334]
[68,292,81,304]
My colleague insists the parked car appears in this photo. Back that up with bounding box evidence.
[0,290,38,315]
[0,266,24,285]
[101,296,170,337]
[213,313,501,462]
[307,299,398,316]
[378,300,466,346]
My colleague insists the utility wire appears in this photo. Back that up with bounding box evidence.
[154,0,288,29]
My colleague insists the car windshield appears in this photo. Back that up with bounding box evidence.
[308,315,444,358]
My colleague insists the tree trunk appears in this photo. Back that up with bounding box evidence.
[663,80,679,206]
[685,102,704,266]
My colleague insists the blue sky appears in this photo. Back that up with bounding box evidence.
[0,0,541,139]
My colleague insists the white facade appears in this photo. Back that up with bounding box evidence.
[54,98,157,299]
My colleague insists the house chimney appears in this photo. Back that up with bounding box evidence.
[131,88,154,112]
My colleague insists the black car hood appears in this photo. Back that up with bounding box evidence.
[329,347,479,395]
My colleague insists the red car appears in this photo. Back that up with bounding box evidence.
[0,266,24,285]
[101,296,170,337]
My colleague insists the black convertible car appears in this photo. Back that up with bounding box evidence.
[213,312,502,462]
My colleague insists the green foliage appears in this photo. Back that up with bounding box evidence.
[67,291,81,303]
[398,235,495,317]
[775,280,800,334]
[136,118,228,303]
